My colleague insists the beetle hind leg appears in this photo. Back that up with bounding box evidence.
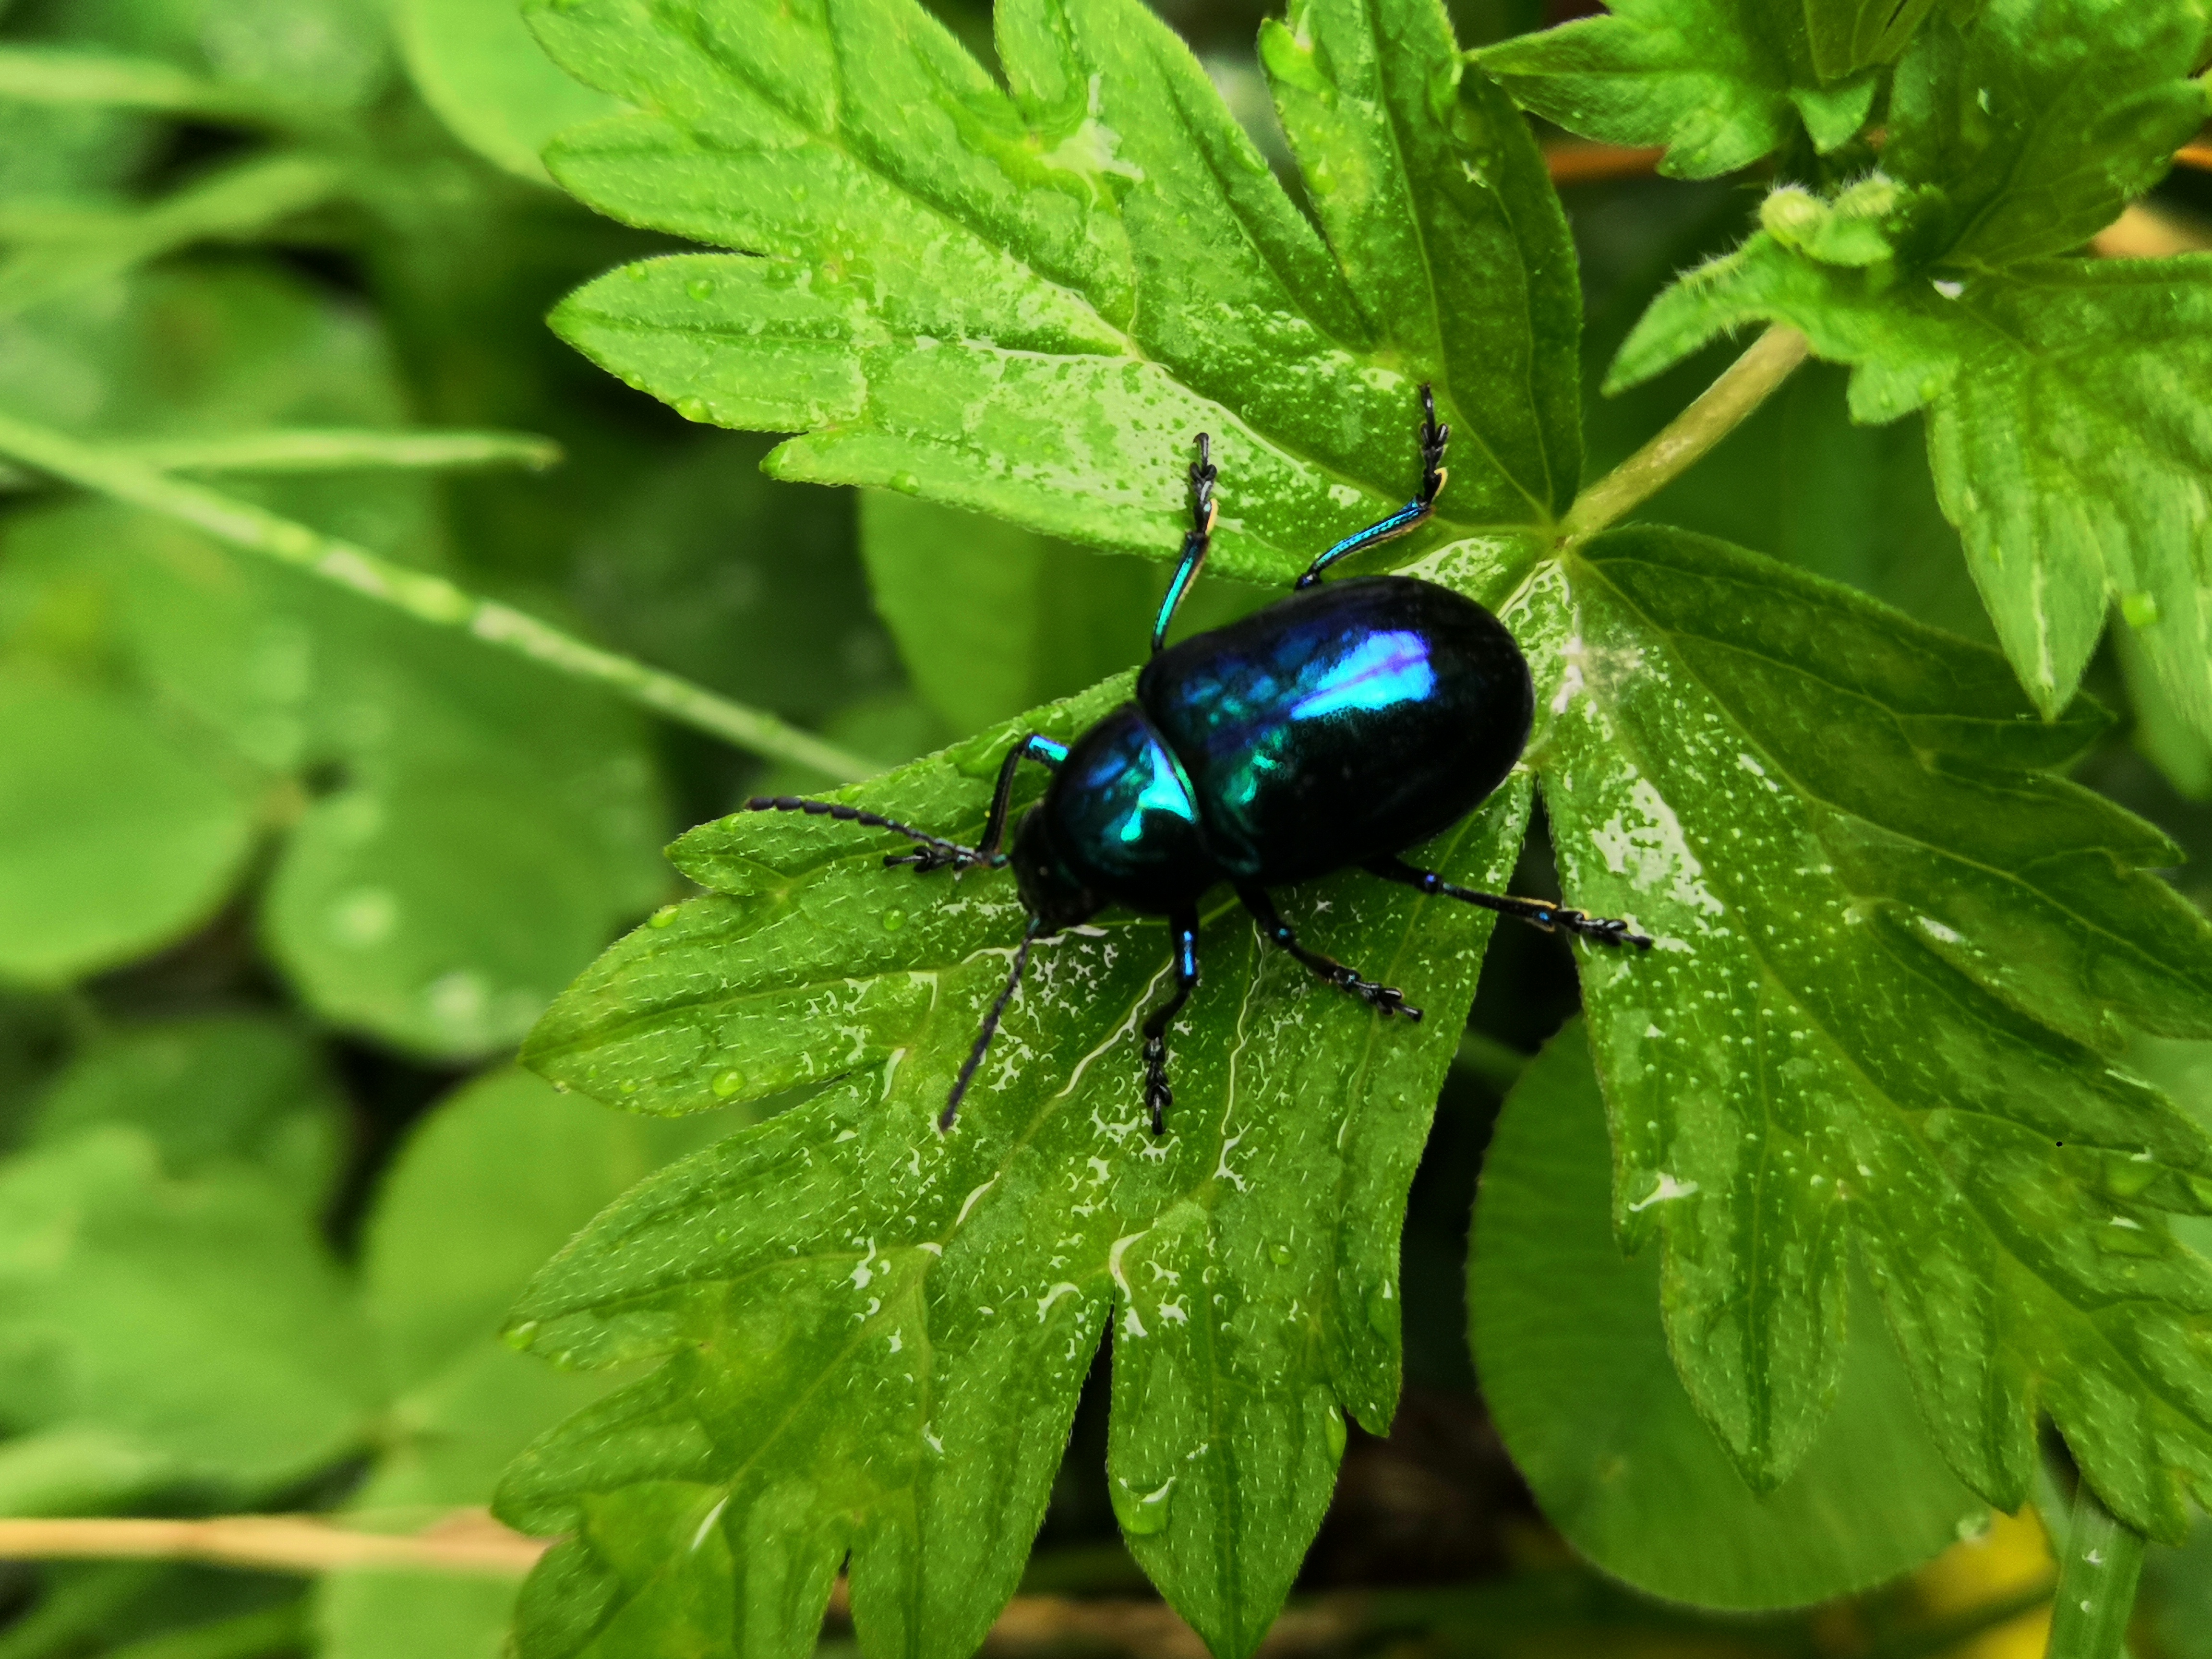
[1366,855,1655,950]
[1139,911,1201,1135]
[1237,887,1423,1021]
[1293,384,1452,589]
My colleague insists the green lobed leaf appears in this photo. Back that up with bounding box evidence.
[318,1070,736,1659]
[861,493,1161,734]
[858,492,1265,736]
[1526,524,2212,1538]
[0,678,255,986]
[1470,1017,1985,1610]
[575,433,896,723]
[396,0,626,184]
[1475,0,1881,181]
[1607,0,2212,738]
[1617,243,2212,749]
[0,1127,376,1511]
[505,666,1534,1657]
[1802,0,1948,81]
[0,265,672,1054]
[27,1014,343,1209]
[31,0,394,110]
[526,0,1579,579]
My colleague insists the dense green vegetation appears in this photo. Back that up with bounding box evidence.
[0,2,2208,1658]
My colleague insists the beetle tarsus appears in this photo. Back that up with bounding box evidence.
[1236,886,1421,1021]
[1365,855,1654,950]
[744,794,984,871]
[886,845,981,875]
[1141,1042,1172,1136]
[1135,911,1200,1136]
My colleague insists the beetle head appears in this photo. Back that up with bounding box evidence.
[1009,807,1102,934]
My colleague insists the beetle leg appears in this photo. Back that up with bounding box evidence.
[741,795,987,872]
[965,732,1070,863]
[1150,434,1218,654]
[1365,855,1655,950]
[1236,886,1423,1021]
[1293,384,1452,589]
[1139,910,1201,1136]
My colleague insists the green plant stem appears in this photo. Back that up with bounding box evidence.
[0,429,562,490]
[0,408,878,782]
[0,47,302,127]
[1561,326,1811,541]
[0,153,350,320]
[2044,1480,2147,1659]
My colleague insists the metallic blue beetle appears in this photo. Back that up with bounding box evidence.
[748,389,1650,1134]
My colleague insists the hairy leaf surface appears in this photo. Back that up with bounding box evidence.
[1606,0,2212,736]
[1476,0,1885,180]
[526,0,1578,577]
[511,0,2212,1650]
[510,671,1530,1657]
[1532,527,2212,1534]
[1470,1019,1984,1610]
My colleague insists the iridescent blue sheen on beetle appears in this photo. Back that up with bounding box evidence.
[745,388,1649,1135]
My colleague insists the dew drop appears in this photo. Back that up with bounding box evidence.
[626,263,649,280]
[889,471,922,495]
[1365,1287,1395,1335]
[687,278,714,300]
[675,397,710,422]
[1324,1408,1347,1462]
[1268,1243,1293,1265]
[882,907,908,933]
[649,904,680,929]
[2122,590,2162,628]
[711,1068,746,1099]
[1110,1479,1174,1537]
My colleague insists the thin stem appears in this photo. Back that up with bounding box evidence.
[0,1512,545,1577]
[0,430,562,490]
[0,408,878,782]
[0,48,306,129]
[2044,1482,2147,1659]
[1561,326,1811,542]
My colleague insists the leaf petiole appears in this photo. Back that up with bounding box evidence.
[1559,325,1810,542]
[0,408,878,782]
[2043,1479,2148,1659]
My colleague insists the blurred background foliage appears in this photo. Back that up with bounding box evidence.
[0,0,2206,1656]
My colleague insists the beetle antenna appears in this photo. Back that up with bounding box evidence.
[741,795,984,872]
[940,921,1041,1132]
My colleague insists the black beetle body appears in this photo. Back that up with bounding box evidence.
[748,389,1648,1133]
[1015,575,1533,931]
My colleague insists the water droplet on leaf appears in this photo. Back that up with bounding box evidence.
[1366,1286,1395,1335]
[882,907,907,932]
[711,1068,746,1099]
[1110,1479,1173,1537]
[649,904,680,929]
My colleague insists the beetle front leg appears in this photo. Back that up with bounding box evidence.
[1236,886,1423,1021]
[1365,855,1654,949]
[1139,911,1200,1136]
[885,731,1069,873]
